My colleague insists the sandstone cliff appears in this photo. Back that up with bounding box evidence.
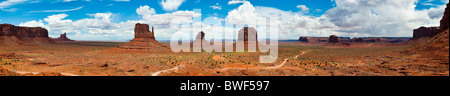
[0,24,55,46]
[440,3,449,30]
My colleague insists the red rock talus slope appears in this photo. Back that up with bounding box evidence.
[0,24,55,46]
[53,33,74,41]
[116,23,170,53]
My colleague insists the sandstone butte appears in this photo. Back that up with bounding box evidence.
[0,24,55,46]
[236,27,260,51]
[117,23,171,53]
[53,33,74,41]
[328,35,340,43]
[191,31,208,46]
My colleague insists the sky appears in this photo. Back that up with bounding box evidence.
[0,0,448,41]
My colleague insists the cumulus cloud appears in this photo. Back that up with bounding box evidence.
[296,5,309,13]
[19,5,202,41]
[160,0,185,11]
[225,1,257,25]
[225,0,446,38]
[136,5,156,16]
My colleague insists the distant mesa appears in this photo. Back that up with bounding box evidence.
[53,33,74,41]
[0,24,55,46]
[298,36,328,43]
[328,35,340,43]
[117,23,170,53]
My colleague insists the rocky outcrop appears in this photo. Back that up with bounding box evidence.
[363,37,390,43]
[328,35,339,43]
[0,24,55,45]
[413,27,441,39]
[298,36,328,43]
[351,38,364,42]
[118,23,170,52]
[53,33,74,41]
[134,23,155,39]
[441,3,449,30]
[238,27,258,42]
[236,27,259,51]
[1,24,49,37]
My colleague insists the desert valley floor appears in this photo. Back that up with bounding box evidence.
[1,40,448,76]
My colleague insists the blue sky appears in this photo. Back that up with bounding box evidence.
[0,0,448,41]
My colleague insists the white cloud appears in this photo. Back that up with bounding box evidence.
[0,0,28,8]
[228,0,246,5]
[136,5,155,16]
[225,1,257,25]
[210,3,221,10]
[29,6,84,13]
[19,5,202,40]
[19,20,45,27]
[160,0,185,11]
[296,5,309,13]
[0,0,29,12]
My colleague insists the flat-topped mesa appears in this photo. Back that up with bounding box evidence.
[440,3,449,30]
[328,35,339,43]
[0,24,55,45]
[53,33,74,41]
[134,23,155,39]
[0,24,49,37]
[298,36,329,43]
[413,27,441,39]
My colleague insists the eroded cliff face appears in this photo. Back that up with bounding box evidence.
[0,24,55,46]
[134,23,155,39]
[440,3,449,30]
[0,24,49,37]
[413,27,441,39]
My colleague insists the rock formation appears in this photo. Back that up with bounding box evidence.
[118,23,170,52]
[53,33,74,41]
[363,37,390,43]
[236,27,259,51]
[413,27,441,39]
[298,36,328,43]
[328,35,339,43]
[441,3,449,30]
[351,38,364,42]
[238,27,258,42]
[0,24,55,45]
